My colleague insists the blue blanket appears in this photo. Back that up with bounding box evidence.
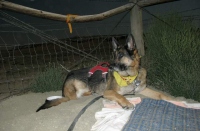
[123,99,200,131]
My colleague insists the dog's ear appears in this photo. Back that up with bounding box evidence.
[126,34,136,51]
[112,37,119,51]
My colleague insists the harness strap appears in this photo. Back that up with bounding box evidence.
[67,95,103,131]
[67,94,135,131]
[88,62,110,78]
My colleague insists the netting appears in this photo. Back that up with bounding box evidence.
[0,10,131,100]
[0,1,199,101]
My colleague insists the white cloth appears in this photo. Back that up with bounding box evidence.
[168,100,200,109]
[91,97,141,131]
[91,108,133,131]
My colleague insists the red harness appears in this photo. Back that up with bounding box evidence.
[88,62,110,78]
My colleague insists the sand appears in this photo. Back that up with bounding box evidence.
[0,91,104,131]
[0,90,198,131]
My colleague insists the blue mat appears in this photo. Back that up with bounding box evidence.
[123,99,200,131]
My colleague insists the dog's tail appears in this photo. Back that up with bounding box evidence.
[36,96,70,112]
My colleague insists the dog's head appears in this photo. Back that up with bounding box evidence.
[111,34,140,76]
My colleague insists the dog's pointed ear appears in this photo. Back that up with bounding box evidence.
[112,37,119,51]
[126,34,136,51]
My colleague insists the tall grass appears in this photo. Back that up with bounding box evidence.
[29,64,65,93]
[29,61,96,93]
[143,14,200,101]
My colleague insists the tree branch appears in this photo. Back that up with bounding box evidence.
[0,0,177,23]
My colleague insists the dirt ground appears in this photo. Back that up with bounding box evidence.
[0,91,104,131]
[0,90,198,131]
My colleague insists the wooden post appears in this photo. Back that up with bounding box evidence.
[130,0,145,56]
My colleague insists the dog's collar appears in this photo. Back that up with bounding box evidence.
[113,71,138,87]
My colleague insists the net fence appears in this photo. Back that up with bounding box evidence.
[0,10,131,101]
[0,2,199,101]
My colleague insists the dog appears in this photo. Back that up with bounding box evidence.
[36,34,173,112]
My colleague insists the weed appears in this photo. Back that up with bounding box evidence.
[143,14,200,101]
[29,64,65,93]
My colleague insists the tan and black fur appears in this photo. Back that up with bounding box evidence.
[36,34,172,112]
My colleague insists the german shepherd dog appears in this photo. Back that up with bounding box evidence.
[36,34,172,112]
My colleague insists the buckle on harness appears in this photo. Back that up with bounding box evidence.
[134,80,141,86]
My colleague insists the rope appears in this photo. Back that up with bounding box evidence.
[0,10,99,63]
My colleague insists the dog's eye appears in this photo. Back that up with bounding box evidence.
[118,53,124,59]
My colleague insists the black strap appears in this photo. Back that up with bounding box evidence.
[67,93,135,131]
[67,95,103,131]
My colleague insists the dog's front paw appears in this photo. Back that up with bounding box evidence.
[120,100,134,110]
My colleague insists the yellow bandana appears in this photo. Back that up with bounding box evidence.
[113,71,138,87]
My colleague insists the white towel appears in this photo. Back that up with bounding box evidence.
[168,100,200,109]
[91,108,133,131]
[91,97,141,131]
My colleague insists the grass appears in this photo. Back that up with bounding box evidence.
[29,64,65,93]
[29,61,96,93]
[142,14,200,101]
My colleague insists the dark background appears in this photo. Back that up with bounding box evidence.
[0,0,199,45]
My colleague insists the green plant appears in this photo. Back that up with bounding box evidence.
[29,64,65,93]
[143,14,200,101]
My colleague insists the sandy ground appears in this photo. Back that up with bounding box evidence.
[0,91,105,131]
[0,90,198,131]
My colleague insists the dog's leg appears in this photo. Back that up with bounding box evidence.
[36,82,74,112]
[138,88,173,101]
[64,84,77,100]
[36,96,70,112]
[134,68,147,93]
[36,80,78,112]
[103,90,134,109]
[83,91,92,96]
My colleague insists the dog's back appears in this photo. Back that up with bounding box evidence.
[63,67,107,95]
